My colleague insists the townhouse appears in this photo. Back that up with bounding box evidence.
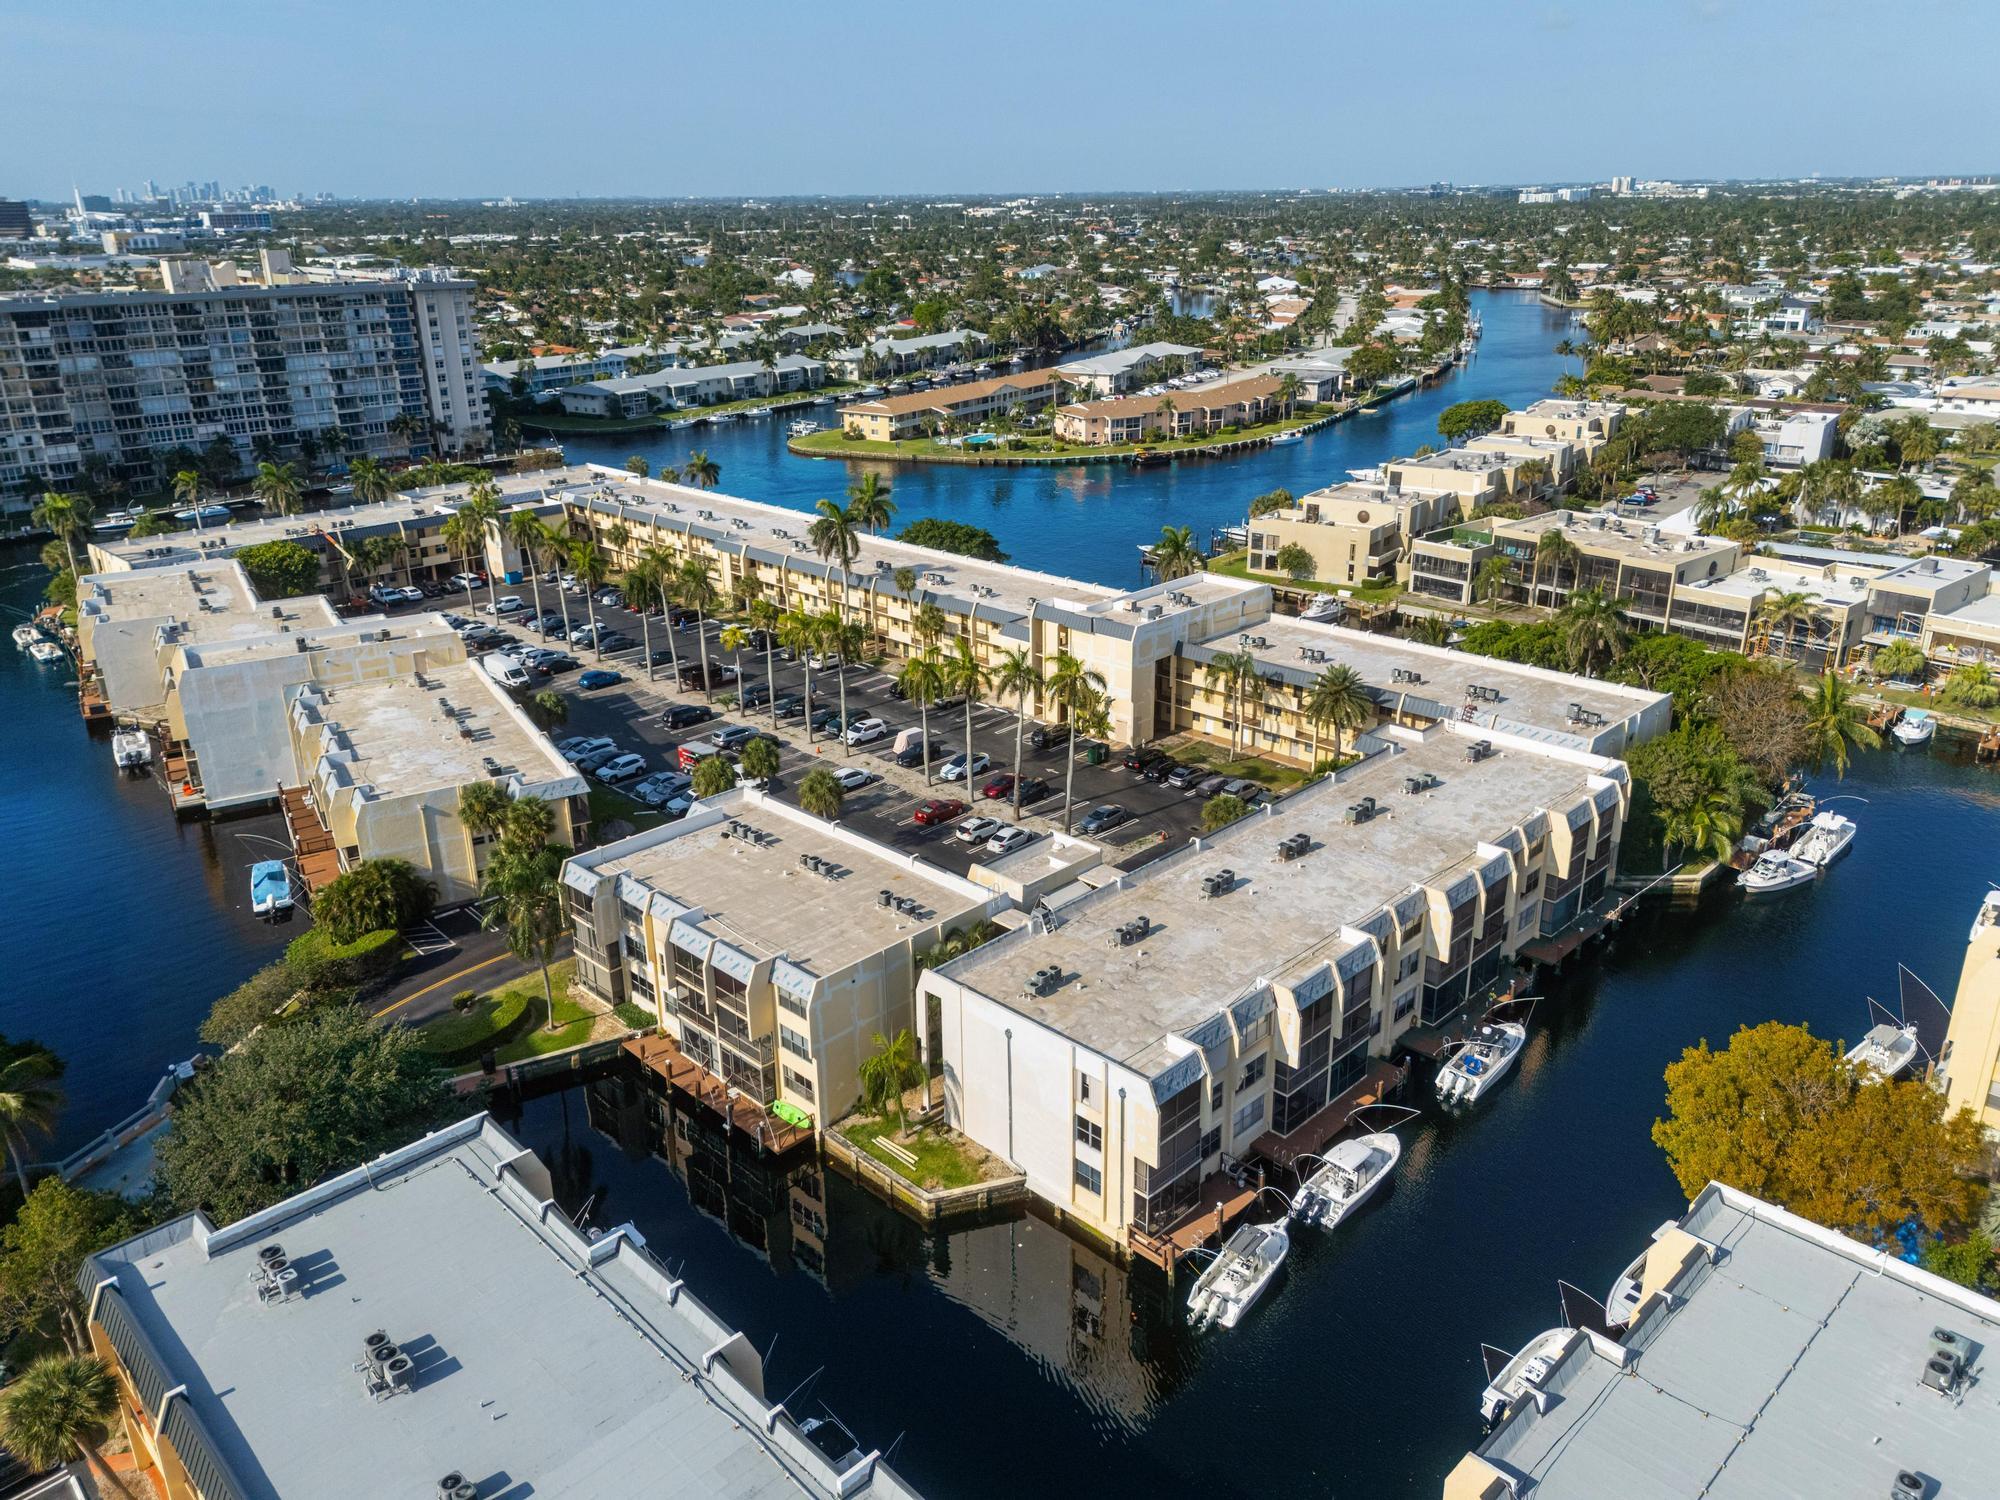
[1498,398,1624,457]
[828,330,987,382]
[1249,480,1465,587]
[1051,375,1282,445]
[555,354,825,418]
[1052,341,1204,396]
[840,368,1062,441]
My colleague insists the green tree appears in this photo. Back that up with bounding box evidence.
[156,1005,458,1224]
[676,556,721,696]
[739,734,781,785]
[942,636,986,784]
[527,687,567,731]
[1802,671,1881,778]
[683,449,720,489]
[479,817,569,1032]
[1559,587,1628,676]
[235,538,321,598]
[858,1029,925,1133]
[991,646,1041,821]
[569,536,610,659]
[1152,525,1206,580]
[200,960,304,1048]
[1872,638,1927,682]
[0,1045,64,1198]
[1248,488,1295,519]
[1473,554,1511,605]
[691,754,738,798]
[1436,398,1509,444]
[313,857,436,943]
[1303,662,1372,769]
[1203,648,1265,757]
[897,651,947,785]
[1752,588,1820,660]
[1938,662,2000,709]
[125,509,176,539]
[1921,1231,1998,1293]
[0,1355,136,1499]
[0,1181,139,1354]
[1273,543,1317,581]
[846,471,895,534]
[1201,792,1250,831]
[624,455,651,478]
[798,765,845,820]
[1046,652,1109,833]
[252,459,304,516]
[1405,614,1453,647]
[895,518,1008,561]
[348,455,395,504]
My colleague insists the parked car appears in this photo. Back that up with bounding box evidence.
[1218,778,1262,802]
[480,653,530,689]
[1014,777,1052,805]
[449,572,483,593]
[710,724,757,750]
[844,716,889,746]
[594,631,635,653]
[1027,723,1071,751]
[575,745,624,773]
[593,588,624,607]
[668,608,700,629]
[661,792,695,819]
[538,651,579,675]
[807,707,842,734]
[482,595,525,616]
[832,766,877,792]
[1165,763,1205,790]
[597,753,648,784]
[986,826,1036,856]
[578,669,624,690]
[954,815,1003,846]
[739,681,772,709]
[1142,758,1179,784]
[558,735,614,760]
[1187,774,1229,799]
[630,775,683,806]
[939,750,991,782]
[1077,805,1130,836]
[660,703,714,730]
[569,622,602,646]
[980,774,1018,800]
[807,651,843,671]
[1122,747,1166,774]
[416,579,444,598]
[913,798,967,826]
[773,694,804,720]
[440,612,469,630]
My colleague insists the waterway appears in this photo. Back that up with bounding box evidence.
[560,290,1580,588]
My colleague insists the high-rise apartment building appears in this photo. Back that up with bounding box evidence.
[0,266,488,507]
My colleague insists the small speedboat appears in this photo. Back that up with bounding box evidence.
[1293,1132,1400,1229]
[1790,810,1856,869]
[93,510,137,534]
[111,729,152,770]
[174,502,231,524]
[1436,1022,1526,1105]
[28,640,63,664]
[1479,1327,1576,1426]
[1892,708,1935,748]
[788,418,821,436]
[12,624,41,650]
[1605,1220,1680,1328]
[1187,1218,1289,1330]
[250,859,294,917]
[743,405,773,418]
[1847,1021,1921,1079]
[1740,848,1815,896]
[1269,431,1303,445]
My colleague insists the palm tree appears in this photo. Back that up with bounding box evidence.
[798,765,845,821]
[1753,588,1820,660]
[778,608,820,732]
[847,471,895,534]
[942,635,986,782]
[1661,777,1745,867]
[0,1051,62,1197]
[897,651,947,784]
[719,623,751,699]
[1530,526,1578,608]
[506,508,552,632]
[991,647,1040,821]
[527,688,567,731]
[684,449,720,489]
[1559,588,1627,677]
[677,556,720,697]
[1151,524,1205,581]
[481,833,569,1032]
[624,455,651,478]
[1203,648,1263,757]
[1693,487,1737,534]
[808,495,861,630]
[171,466,203,520]
[1803,672,1881,779]
[457,779,512,852]
[348,455,395,505]
[0,1355,137,1500]
[625,555,663,682]
[748,598,782,726]
[858,1029,925,1134]
[1473,555,1512,606]
[1045,651,1108,832]
[569,538,610,658]
[33,491,96,581]
[252,460,303,516]
[1303,663,1372,770]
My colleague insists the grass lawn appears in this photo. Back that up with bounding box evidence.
[1208,548,1401,602]
[845,1114,997,1191]
[412,959,611,1064]
[613,1002,656,1030]
[589,785,664,832]
[1156,734,1324,791]
[1864,682,2000,727]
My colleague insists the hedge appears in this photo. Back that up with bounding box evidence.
[284,927,402,994]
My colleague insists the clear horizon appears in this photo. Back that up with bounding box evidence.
[14,0,2000,201]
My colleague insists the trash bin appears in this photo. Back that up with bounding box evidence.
[1084,743,1106,766]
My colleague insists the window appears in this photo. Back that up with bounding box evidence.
[1078,1072,1092,1103]
[1238,1013,1272,1048]
[782,1066,815,1101]
[1237,1056,1267,1092]
[780,1026,812,1061]
[1075,1115,1103,1151]
[1398,950,1422,981]
[1394,990,1417,1021]
[1230,1097,1266,1136]
[1074,1160,1102,1196]
[1209,1080,1223,1112]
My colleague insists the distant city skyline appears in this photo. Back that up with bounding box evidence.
[14,0,2000,200]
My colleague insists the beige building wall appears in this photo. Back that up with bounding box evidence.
[1940,892,2000,1132]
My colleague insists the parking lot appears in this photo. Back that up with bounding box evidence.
[382,579,1252,877]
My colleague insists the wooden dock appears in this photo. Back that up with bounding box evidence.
[623,1034,812,1155]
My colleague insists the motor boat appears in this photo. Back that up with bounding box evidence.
[111,729,152,770]
[788,418,821,436]
[92,510,137,534]
[27,640,63,664]
[1739,848,1814,896]
[1299,594,1344,623]
[173,502,231,524]
[1892,708,1935,748]
[1292,1132,1400,1229]
[743,405,773,418]
[1604,1222,1681,1328]
[12,624,41,650]
[1186,1217,1289,1330]
[1479,1327,1576,1426]
[1846,1021,1922,1079]
[1789,810,1856,869]
[1269,431,1303,445]
[250,859,294,918]
[1436,1022,1527,1105]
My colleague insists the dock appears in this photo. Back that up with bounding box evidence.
[623,1033,813,1155]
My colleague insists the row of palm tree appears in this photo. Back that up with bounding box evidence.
[1201,651,1372,767]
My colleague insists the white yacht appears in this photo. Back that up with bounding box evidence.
[743,405,773,418]
[28,640,63,664]
[1846,1021,1922,1079]
[1299,594,1344,623]
[1605,1220,1680,1328]
[1436,1022,1527,1105]
[111,729,152,770]
[1479,1328,1576,1425]
[1186,1218,1289,1330]
[788,418,821,437]
[1268,431,1303,446]
[12,624,41,650]
[1892,708,1935,747]
[1292,1132,1400,1230]
[1739,848,1814,896]
[1790,810,1856,869]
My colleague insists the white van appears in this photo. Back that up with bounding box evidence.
[482,653,530,690]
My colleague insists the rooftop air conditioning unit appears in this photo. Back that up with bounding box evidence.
[1200,869,1236,899]
[1277,832,1311,861]
[877,889,893,908]
[1466,739,1493,763]
[1889,1473,1926,1500]
[437,1473,478,1500]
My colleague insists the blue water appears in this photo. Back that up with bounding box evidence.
[561,291,1577,586]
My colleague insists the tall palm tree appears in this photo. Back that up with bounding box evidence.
[32,492,93,580]
[897,651,947,784]
[778,608,820,732]
[684,450,720,489]
[252,460,303,516]
[1753,589,1820,660]
[847,471,895,534]
[808,496,861,635]
[505,508,551,630]
[480,832,568,1032]
[942,635,986,782]
[991,647,1041,821]
[1203,648,1263,757]
[0,1355,136,1500]
[1151,525,1205,581]
[748,598,782,726]
[348,455,395,505]
[1303,663,1372,770]
[457,779,512,864]
[625,555,663,682]
[569,538,610,659]
[1559,587,1627,677]
[677,556,720,697]
[635,545,680,684]
[171,466,204,519]
[1045,652,1108,833]
[0,1051,62,1197]
[1803,672,1880,779]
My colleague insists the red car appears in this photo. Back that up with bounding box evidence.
[913,798,967,826]
[980,774,1016,800]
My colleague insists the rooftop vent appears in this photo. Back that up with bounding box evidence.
[1109,915,1152,947]
[1465,739,1494,763]
[877,888,894,908]
[1404,771,1441,796]
[1391,667,1424,684]
[1889,1473,1927,1500]
[1298,646,1327,663]
[1277,832,1311,862]
[1199,869,1236,899]
[1024,964,1063,997]
[437,1474,478,1500]
[1466,684,1502,703]
[1345,796,1379,825]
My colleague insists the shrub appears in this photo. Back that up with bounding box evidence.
[284,927,402,995]
[451,990,478,1012]
[313,858,435,942]
[200,961,304,1048]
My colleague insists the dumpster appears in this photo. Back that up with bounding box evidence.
[1083,742,1107,766]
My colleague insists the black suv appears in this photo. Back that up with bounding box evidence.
[660,703,715,730]
[1028,723,1072,751]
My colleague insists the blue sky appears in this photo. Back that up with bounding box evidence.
[14,0,1998,199]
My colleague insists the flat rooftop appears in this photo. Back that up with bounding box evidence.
[85,1114,923,1500]
[1474,1184,2000,1500]
[1872,555,1993,592]
[177,613,462,671]
[1217,615,1666,749]
[941,732,1607,1069]
[1680,559,1870,608]
[1931,590,2000,633]
[1389,448,1515,476]
[298,660,573,797]
[578,790,989,977]
[1498,510,1738,567]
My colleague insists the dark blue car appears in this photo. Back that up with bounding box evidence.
[578,669,624,690]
